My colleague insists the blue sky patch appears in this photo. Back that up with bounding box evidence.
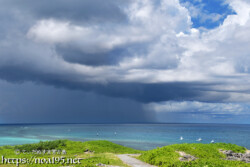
[180,0,236,29]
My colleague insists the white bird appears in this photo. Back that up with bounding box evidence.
[211,140,215,143]
[180,136,184,140]
[196,138,202,142]
[96,132,99,136]
[114,132,117,135]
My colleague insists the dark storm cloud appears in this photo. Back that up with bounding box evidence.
[0,38,221,104]
[0,81,154,123]
[0,64,215,103]
[0,0,250,123]
[0,35,232,104]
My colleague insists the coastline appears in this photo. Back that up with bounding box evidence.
[1,124,250,150]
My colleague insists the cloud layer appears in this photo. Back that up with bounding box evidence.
[1,0,250,122]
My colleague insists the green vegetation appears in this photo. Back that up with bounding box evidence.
[14,140,140,154]
[0,140,140,167]
[0,140,249,167]
[139,143,250,167]
[14,140,67,152]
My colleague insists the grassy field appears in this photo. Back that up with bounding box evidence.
[0,140,249,167]
[139,143,250,167]
[0,140,141,167]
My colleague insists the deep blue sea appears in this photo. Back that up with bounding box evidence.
[0,124,250,150]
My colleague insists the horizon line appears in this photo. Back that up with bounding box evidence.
[0,122,249,125]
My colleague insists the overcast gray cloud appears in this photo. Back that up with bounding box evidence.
[0,0,250,123]
[1,0,128,24]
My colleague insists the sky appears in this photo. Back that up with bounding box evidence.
[0,0,250,124]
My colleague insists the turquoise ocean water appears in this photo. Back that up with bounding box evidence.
[0,124,250,150]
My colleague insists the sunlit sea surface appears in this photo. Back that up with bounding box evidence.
[0,124,250,150]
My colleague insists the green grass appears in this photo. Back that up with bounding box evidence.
[63,140,142,154]
[0,140,249,167]
[14,140,67,152]
[14,140,141,154]
[0,140,140,167]
[139,143,250,167]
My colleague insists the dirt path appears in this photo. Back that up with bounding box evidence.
[116,154,156,167]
